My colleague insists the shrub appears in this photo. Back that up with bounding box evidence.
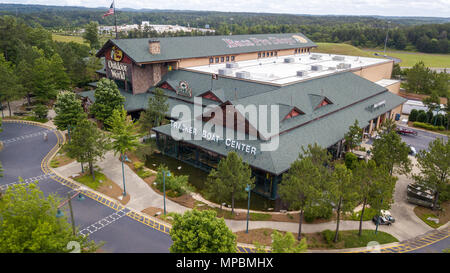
[344,152,358,170]
[304,210,316,223]
[155,164,191,197]
[413,122,444,131]
[322,229,337,245]
[304,204,333,223]
[416,111,427,123]
[133,161,144,170]
[408,109,418,122]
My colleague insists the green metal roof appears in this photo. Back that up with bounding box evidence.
[96,33,317,64]
[152,90,405,175]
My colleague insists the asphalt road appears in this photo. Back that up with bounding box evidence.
[409,236,450,253]
[0,122,172,253]
[366,126,448,153]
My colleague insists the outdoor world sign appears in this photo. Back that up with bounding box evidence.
[106,60,131,81]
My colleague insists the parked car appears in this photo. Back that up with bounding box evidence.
[372,215,392,226]
[396,127,418,136]
[381,210,395,223]
[408,145,417,156]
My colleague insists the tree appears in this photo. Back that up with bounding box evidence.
[0,53,24,116]
[344,119,363,152]
[139,88,169,132]
[205,168,231,211]
[391,63,404,79]
[33,104,48,120]
[366,166,397,232]
[82,21,100,49]
[353,160,394,236]
[329,164,359,243]
[105,106,141,196]
[423,92,441,124]
[271,231,307,253]
[278,147,324,240]
[53,91,87,131]
[48,53,71,91]
[404,61,433,95]
[91,78,125,125]
[372,122,411,175]
[414,138,450,210]
[207,151,254,215]
[408,109,419,122]
[64,119,110,180]
[431,71,449,97]
[0,183,99,252]
[169,209,236,253]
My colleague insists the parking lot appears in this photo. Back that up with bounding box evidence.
[366,125,448,153]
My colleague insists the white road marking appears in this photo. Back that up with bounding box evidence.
[0,129,55,145]
[0,173,55,191]
[79,209,129,237]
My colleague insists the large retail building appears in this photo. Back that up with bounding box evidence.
[86,33,406,200]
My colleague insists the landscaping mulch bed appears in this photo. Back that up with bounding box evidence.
[414,201,449,228]
[235,228,398,250]
[235,228,329,249]
[73,172,130,205]
[51,153,75,168]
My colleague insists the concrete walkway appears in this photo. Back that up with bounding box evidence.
[55,151,189,214]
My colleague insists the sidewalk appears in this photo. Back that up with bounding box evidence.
[55,151,189,214]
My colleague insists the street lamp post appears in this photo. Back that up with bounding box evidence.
[163,170,171,215]
[121,153,127,196]
[56,190,84,235]
[375,198,383,235]
[383,21,391,57]
[245,184,251,234]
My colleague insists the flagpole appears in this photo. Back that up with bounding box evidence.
[114,0,118,39]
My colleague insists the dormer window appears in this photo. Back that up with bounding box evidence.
[158,81,175,92]
[283,107,304,121]
[315,97,332,109]
[200,91,221,102]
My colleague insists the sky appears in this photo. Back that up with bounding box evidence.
[2,0,450,18]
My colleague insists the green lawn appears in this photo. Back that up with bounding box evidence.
[73,171,106,190]
[312,43,376,58]
[364,48,450,67]
[52,33,111,46]
[323,229,399,249]
[52,34,88,45]
[340,230,399,248]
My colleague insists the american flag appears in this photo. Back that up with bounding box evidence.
[103,2,114,18]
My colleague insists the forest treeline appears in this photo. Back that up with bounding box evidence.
[0,4,449,53]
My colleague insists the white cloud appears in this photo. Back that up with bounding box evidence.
[2,0,450,17]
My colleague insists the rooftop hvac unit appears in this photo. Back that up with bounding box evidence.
[284,57,295,63]
[311,65,323,71]
[310,54,322,60]
[332,56,345,61]
[337,63,352,69]
[236,71,251,79]
[226,62,239,69]
[297,70,309,77]
[218,68,233,76]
